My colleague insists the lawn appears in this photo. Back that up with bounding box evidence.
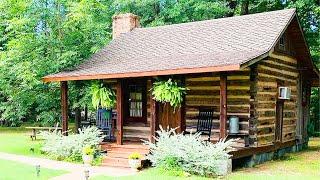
[91,138,320,180]
[1,127,319,180]
[0,159,67,180]
[0,123,75,157]
[0,131,44,157]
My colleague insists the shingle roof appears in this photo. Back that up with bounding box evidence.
[44,9,296,82]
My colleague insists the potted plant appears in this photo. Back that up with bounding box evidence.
[91,82,116,110]
[128,152,142,171]
[151,78,187,110]
[82,145,95,165]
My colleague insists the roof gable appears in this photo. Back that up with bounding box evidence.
[44,9,299,82]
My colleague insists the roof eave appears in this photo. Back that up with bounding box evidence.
[43,64,241,82]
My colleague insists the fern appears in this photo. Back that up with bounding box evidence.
[151,79,187,109]
[91,82,116,109]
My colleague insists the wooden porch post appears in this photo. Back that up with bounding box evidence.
[179,76,186,133]
[60,81,68,136]
[220,73,227,139]
[116,79,124,145]
[150,78,159,143]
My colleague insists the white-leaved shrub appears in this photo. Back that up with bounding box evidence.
[143,126,235,176]
[40,126,104,161]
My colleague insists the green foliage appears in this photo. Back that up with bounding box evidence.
[0,0,318,127]
[309,87,320,136]
[40,126,104,162]
[151,79,187,109]
[144,126,235,176]
[158,156,186,177]
[91,82,116,110]
[112,0,231,27]
[91,153,104,166]
[0,0,112,126]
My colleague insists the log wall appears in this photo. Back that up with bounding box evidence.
[185,70,251,142]
[251,53,299,146]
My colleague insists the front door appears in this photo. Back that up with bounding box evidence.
[124,79,147,124]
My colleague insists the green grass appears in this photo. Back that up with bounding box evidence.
[92,138,320,180]
[0,123,76,157]
[1,126,319,180]
[0,159,67,180]
[0,132,44,157]
[91,168,209,180]
[227,138,320,180]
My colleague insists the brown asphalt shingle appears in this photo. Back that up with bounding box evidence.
[44,9,296,82]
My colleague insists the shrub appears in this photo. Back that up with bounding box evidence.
[144,126,235,176]
[40,126,104,161]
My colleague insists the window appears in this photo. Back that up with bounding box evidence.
[279,34,286,51]
[128,85,143,117]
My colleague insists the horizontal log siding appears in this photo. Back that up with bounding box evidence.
[255,55,298,146]
[185,70,250,142]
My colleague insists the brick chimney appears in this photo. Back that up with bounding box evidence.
[112,13,140,39]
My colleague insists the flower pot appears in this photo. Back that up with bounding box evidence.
[82,155,93,165]
[128,159,141,171]
[215,159,232,176]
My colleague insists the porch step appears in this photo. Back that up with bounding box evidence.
[102,157,130,168]
[102,143,149,150]
[101,142,150,168]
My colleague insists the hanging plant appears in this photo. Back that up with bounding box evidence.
[151,78,187,109]
[91,82,116,109]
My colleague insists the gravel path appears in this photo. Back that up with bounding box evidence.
[0,152,136,180]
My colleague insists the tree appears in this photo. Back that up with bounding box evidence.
[0,0,318,127]
[0,0,112,126]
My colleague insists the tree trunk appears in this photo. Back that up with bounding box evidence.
[240,0,249,15]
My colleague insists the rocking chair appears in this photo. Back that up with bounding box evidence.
[96,108,113,141]
[185,108,214,141]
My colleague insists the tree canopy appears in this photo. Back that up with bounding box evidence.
[0,0,318,126]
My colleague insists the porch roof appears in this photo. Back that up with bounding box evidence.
[43,9,317,82]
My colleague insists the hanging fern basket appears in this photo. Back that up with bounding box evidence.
[151,78,187,110]
[91,82,116,110]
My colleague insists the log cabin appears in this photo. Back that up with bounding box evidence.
[43,9,319,167]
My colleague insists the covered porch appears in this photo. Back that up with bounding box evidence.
[58,70,251,148]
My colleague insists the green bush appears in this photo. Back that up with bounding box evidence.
[144,126,234,176]
[40,126,104,162]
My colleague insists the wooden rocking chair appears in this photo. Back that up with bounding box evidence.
[196,108,214,141]
[185,108,214,141]
[96,108,113,141]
